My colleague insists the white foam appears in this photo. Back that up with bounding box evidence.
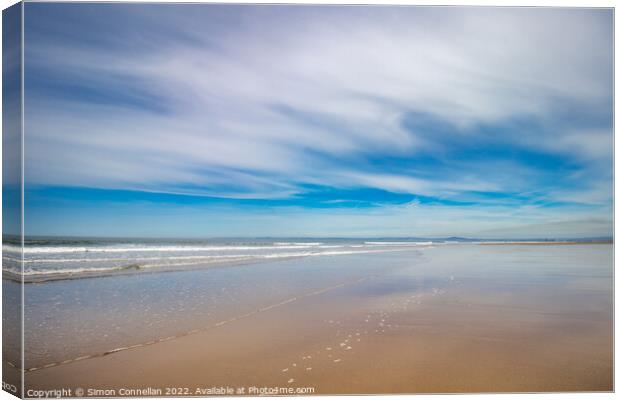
[9,243,420,280]
[364,241,432,246]
[22,244,331,254]
[274,242,323,246]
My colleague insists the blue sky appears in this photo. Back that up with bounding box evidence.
[21,4,613,238]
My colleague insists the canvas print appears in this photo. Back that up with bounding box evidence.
[2,3,613,397]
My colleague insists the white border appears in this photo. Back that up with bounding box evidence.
[0,2,615,400]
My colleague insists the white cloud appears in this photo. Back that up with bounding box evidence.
[23,5,612,212]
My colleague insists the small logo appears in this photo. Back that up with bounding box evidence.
[75,387,85,397]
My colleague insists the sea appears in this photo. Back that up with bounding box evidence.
[1,237,611,374]
[3,237,442,282]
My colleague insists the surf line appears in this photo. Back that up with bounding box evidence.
[18,274,377,373]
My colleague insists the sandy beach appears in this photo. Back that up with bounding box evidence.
[8,243,613,395]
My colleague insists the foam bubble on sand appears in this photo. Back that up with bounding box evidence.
[282,368,288,372]
[306,367,312,371]
[288,379,295,384]
[334,359,341,363]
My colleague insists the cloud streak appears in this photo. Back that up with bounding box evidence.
[22,4,613,237]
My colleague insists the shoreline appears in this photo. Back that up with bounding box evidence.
[4,242,612,284]
[478,241,612,246]
[20,244,612,394]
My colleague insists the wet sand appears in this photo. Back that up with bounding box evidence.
[20,244,613,395]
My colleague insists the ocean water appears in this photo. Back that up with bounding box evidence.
[2,239,612,381]
[4,237,436,369]
[16,247,430,370]
[3,237,436,282]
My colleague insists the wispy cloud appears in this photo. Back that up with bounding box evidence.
[22,4,613,237]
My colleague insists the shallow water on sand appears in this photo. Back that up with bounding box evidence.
[20,249,427,369]
[15,244,613,393]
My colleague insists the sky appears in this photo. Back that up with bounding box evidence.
[20,4,613,238]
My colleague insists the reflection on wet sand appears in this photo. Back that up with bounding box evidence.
[20,244,612,394]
